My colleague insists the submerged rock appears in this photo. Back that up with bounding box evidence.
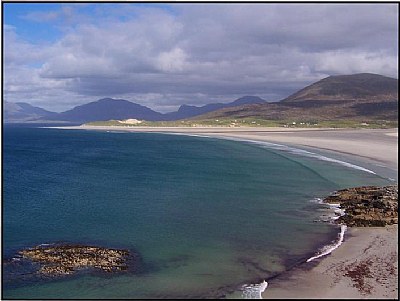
[323,185,398,227]
[19,244,133,276]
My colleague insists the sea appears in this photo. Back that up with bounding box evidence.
[2,124,394,299]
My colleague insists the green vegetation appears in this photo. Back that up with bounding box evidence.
[86,120,123,126]
[302,120,398,129]
[85,118,397,129]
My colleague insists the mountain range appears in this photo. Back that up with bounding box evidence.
[3,73,398,124]
[4,102,55,123]
[198,73,398,122]
[3,96,266,123]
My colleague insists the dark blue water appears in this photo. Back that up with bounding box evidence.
[2,125,391,299]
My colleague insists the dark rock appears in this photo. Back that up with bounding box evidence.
[323,185,398,227]
[18,244,134,277]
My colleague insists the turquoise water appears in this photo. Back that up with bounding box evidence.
[2,126,392,299]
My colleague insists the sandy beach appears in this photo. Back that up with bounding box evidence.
[61,126,398,176]
[263,225,398,299]
[56,125,398,299]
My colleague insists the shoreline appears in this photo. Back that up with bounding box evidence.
[52,125,398,175]
[262,225,398,299]
[50,125,398,299]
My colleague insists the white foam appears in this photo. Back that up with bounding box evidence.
[241,280,268,299]
[305,199,347,262]
[309,197,323,204]
[166,132,213,139]
[153,133,377,175]
[243,140,376,175]
[306,224,347,262]
[323,202,346,221]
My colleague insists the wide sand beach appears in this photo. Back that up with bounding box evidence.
[56,126,398,299]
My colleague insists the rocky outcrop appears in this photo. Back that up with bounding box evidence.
[324,185,398,227]
[19,244,132,276]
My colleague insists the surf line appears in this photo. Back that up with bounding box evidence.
[241,280,268,299]
[307,224,347,262]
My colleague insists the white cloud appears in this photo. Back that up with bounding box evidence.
[156,47,188,72]
[315,50,398,76]
[3,25,49,65]
[3,4,398,112]
[23,10,60,22]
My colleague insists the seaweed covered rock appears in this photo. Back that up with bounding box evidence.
[324,185,398,227]
[19,244,133,276]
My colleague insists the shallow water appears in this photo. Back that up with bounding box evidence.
[2,126,392,299]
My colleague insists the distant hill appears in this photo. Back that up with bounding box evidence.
[282,73,398,102]
[4,96,266,123]
[4,101,55,123]
[45,98,164,123]
[163,96,266,120]
[5,73,397,124]
[196,73,398,122]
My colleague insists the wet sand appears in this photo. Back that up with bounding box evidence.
[263,225,398,299]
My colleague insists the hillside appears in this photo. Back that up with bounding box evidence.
[197,73,398,123]
[163,96,265,120]
[45,98,164,123]
[282,73,398,103]
[4,101,55,123]
[4,73,398,125]
[5,96,266,123]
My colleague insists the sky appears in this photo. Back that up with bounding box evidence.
[3,3,399,113]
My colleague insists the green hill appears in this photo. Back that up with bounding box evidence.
[194,73,398,127]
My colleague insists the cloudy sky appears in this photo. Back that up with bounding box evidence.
[3,3,398,112]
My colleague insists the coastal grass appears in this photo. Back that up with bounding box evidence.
[85,118,398,129]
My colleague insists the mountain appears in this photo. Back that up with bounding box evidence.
[5,73,397,124]
[163,96,266,120]
[196,73,398,121]
[4,101,55,123]
[45,98,164,123]
[227,96,267,106]
[282,73,398,103]
[4,96,266,123]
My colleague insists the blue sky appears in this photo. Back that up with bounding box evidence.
[3,3,177,42]
[3,3,398,112]
[4,3,71,42]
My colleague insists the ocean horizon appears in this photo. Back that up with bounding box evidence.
[2,125,393,299]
